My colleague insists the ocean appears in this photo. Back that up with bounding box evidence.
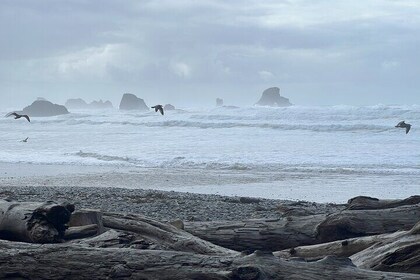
[1,105,419,202]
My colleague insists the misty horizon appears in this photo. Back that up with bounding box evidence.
[1,1,420,110]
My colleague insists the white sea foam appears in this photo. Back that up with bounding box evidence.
[0,105,419,180]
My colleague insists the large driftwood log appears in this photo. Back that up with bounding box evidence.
[350,222,420,274]
[184,204,420,251]
[347,195,420,210]
[0,240,418,280]
[316,204,420,242]
[274,231,405,260]
[102,212,238,255]
[0,199,73,243]
[275,222,420,274]
[185,215,325,252]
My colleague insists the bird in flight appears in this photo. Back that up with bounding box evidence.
[20,137,29,142]
[151,105,164,115]
[395,121,411,134]
[5,112,30,122]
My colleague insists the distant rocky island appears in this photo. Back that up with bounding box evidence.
[119,93,149,111]
[65,98,113,110]
[163,104,175,111]
[20,100,69,117]
[255,87,292,107]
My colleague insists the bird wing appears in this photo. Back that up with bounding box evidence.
[23,115,30,122]
[5,112,18,118]
[159,107,164,115]
[406,125,411,134]
[395,121,404,127]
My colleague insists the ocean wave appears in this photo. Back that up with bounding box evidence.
[72,151,143,165]
[68,151,420,176]
[11,104,418,133]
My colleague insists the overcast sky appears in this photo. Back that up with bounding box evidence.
[1,0,420,109]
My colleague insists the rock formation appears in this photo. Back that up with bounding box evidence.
[119,93,149,111]
[163,104,175,111]
[65,99,113,110]
[216,98,223,106]
[255,87,292,107]
[89,100,113,109]
[65,98,88,109]
[21,100,69,117]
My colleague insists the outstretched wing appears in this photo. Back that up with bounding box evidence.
[158,107,164,115]
[5,112,18,118]
[23,115,30,122]
[395,121,404,127]
[406,125,411,134]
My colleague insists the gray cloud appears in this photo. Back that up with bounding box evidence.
[1,0,420,109]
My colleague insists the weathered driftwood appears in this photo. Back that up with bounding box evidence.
[1,240,419,280]
[274,231,405,260]
[64,224,99,240]
[184,204,420,251]
[351,222,420,274]
[0,199,74,243]
[185,215,325,252]
[347,195,420,210]
[68,209,105,234]
[316,204,420,243]
[102,212,238,255]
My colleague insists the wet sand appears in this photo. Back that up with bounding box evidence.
[0,162,418,203]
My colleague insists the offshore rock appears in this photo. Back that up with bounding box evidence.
[255,87,292,107]
[21,100,69,117]
[119,93,149,111]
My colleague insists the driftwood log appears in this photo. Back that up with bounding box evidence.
[101,212,238,255]
[184,204,420,251]
[346,195,420,210]
[0,199,74,243]
[274,230,405,260]
[1,240,419,280]
[351,222,420,274]
[274,222,420,274]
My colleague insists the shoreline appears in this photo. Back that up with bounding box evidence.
[0,162,419,204]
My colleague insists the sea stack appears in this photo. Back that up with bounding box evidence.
[255,87,292,107]
[119,93,149,111]
[21,100,69,117]
[164,104,175,111]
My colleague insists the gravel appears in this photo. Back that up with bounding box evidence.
[0,186,345,222]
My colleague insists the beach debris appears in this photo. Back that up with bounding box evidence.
[0,200,74,243]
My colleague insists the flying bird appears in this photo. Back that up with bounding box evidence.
[395,121,411,134]
[5,112,30,122]
[151,105,164,115]
[20,137,29,143]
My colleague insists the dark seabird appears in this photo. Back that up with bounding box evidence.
[21,137,29,142]
[395,121,411,134]
[151,105,164,115]
[5,112,30,122]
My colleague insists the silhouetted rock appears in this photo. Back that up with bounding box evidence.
[21,100,69,117]
[89,100,113,109]
[216,98,223,107]
[255,87,292,107]
[66,99,113,109]
[65,98,88,109]
[164,104,175,111]
[119,93,149,111]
